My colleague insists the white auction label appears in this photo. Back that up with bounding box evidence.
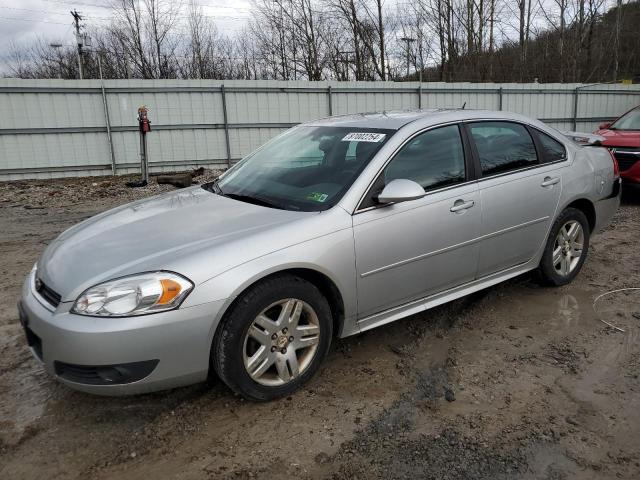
[341,132,386,142]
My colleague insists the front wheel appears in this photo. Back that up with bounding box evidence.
[538,207,590,286]
[212,274,332,401]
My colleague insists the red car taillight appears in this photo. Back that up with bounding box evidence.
[608,149,620,178]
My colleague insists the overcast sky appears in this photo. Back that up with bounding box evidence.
[0,0,252,72]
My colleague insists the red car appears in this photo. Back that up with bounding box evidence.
[595,105,640,192]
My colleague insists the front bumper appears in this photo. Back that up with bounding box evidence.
[19,270,226,395]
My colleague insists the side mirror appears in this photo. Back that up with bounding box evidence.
[377,179,426,204]
[599,122,612,130]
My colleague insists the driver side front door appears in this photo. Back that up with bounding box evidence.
[352,124,482,326]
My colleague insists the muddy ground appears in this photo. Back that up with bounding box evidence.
[0,172,639,480]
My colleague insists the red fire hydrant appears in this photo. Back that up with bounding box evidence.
[128,106,152,187]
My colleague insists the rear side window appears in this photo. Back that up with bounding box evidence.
[468,121,538,176]
[536,130,567,162]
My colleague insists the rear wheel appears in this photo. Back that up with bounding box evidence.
[212,274,332,401]
[538,208,590,286]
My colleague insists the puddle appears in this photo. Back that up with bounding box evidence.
[593,288,640,331]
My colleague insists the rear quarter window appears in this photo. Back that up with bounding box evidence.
[535,130,567,163]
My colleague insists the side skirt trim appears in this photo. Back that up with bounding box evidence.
[355,261,534,333]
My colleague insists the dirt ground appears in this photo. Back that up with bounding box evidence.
[0,171,639,480]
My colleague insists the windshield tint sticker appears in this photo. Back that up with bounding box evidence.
[342,132,386,143]
[306,192,329,203]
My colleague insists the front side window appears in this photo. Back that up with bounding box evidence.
[611,107,640,131]
[468,121,538,176]
[384,125,466,190]
[361,125,466,209]
[215,126,393,211]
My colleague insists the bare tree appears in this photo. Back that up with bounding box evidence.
[111,0,151,78]
[2,0,637,83]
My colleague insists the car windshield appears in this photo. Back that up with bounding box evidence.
[611,107,640,130]
[212,126,394,211]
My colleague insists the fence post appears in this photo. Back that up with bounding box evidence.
[98,55,116,175]
[327,85,333,116]
[572,87,579,131]
[418,84,423,109]
[220,84,232,168]
[498,87,503,111]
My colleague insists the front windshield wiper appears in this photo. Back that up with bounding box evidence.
[202,179,224,195]
[224,193,289,210]
[211,180,224,195]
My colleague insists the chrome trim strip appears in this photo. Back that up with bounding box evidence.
[360,216,549,278]
[612,150,640,156]
[474,159,569,183]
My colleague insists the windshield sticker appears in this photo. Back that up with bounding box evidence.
[342,132,386,143]
[306,192,329,203]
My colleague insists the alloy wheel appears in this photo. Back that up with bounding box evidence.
[242,298,320,386]
[552,220,584,276]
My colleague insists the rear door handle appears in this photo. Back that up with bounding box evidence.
[541,176,560,187]
[450,199,475,213]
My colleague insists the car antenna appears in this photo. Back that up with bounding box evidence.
[461,102,466,109]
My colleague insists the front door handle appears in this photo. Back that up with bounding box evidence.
[541,176,560,187]
[450,199,475,213]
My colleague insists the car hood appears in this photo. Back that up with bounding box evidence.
[37,187,313,302]
[594,128,640,148]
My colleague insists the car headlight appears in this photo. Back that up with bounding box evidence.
[71,272,193,317]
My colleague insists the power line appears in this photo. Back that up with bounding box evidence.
[32,0,252,11]
[38,0,111,9]
[0,16,70,26]
[0,6,77,17]
[86,13,251,22]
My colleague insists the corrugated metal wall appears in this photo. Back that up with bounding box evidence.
[1,79,639,180]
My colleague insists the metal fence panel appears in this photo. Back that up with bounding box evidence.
[0,79,639,180]
[228,126,289,160]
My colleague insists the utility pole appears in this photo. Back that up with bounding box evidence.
[418,30,423,84]
[272,0,287,80]
[612,0,622,82]
[377,0,385,81]
[400,36,415,79]
[71,10,84,79]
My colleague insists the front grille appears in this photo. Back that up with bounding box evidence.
[35,278,61,307]
[611,148,640,172]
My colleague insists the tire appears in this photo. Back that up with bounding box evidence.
[212,274,333,401]
[537,207,590,286]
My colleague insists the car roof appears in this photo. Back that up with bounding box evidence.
[305,109,540,130]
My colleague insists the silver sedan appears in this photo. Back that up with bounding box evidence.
[18,109,620,400]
